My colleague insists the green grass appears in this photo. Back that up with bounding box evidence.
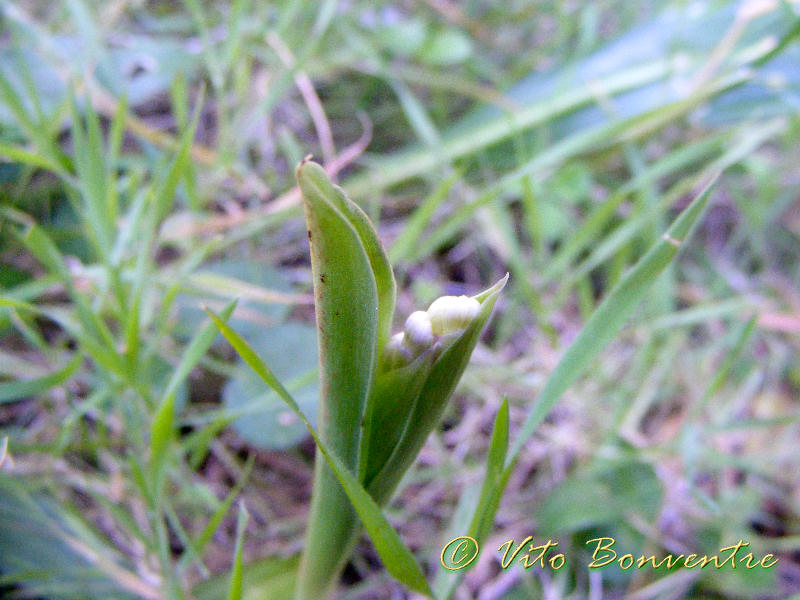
[1,0,799,598]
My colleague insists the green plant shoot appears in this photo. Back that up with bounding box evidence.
[296,158,506,599]
[210,158,505,599]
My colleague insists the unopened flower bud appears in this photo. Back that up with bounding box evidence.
[427,295,481,335]
[383,331,412,367]
[403,310,434,354]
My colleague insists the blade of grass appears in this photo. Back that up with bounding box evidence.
[0,353,82,404]
[507,176,717,464]
[401,73,745,264]
[347,60,672,196]
[226,502,248,600]
[689,315,758,422]
[163,300,237,402]
[149,302,236,499]
[435,399,510,600]
[184,456,255,570]
[561,121,783,295]
[437,178,717,600]
[541,133,725,284]
[0,142,70,177]
[389,171,461,264]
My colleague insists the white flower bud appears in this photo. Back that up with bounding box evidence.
[403,310,434,354]
[383,332,411,366]
[427,295,481,335]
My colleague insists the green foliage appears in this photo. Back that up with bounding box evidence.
[222,322,318,450]
[1,1,798,599]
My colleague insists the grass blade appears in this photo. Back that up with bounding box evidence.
[506,175,718,465]
[225,502,248,600]
[435,399,510,600]
[0,353,82,404]
[162,300,236,403]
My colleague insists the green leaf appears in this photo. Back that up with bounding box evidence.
[148,392,175,499]
[149,302,236,499]
[295,159,388,598]
[506,176,717,466]
[226,502,249,600]
[223,322,318,450]
[0,142,68,175]
[193,556,299,600]
[296,159,378,465]
[469,398,509,542]
[389,171,460,263]
[0,353,82,404]
[164,300,236,403]
[173,260,295,341]
[186,458,254,567]
[297,159,395,351]
[362,352,435,485]
[204,308,433,597]
[537,460,662,534]
[68,91,112,256]
[437,178,716,600]
[17,225,123,376]
[153,93,202,222]
[419,28,472,66]
[0,474,145,600]
[434,400,509,600]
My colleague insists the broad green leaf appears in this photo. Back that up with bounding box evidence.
[174,260,295,341]
[297,160,395,350]
[536,460,661,535]
[204,309,433,598]
[295,159,384,598]
[296,158,378,466]
[419,28,472,66]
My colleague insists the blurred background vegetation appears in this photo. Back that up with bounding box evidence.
[1,0,799,598]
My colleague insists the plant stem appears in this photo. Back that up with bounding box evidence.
[294,458,362,600]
